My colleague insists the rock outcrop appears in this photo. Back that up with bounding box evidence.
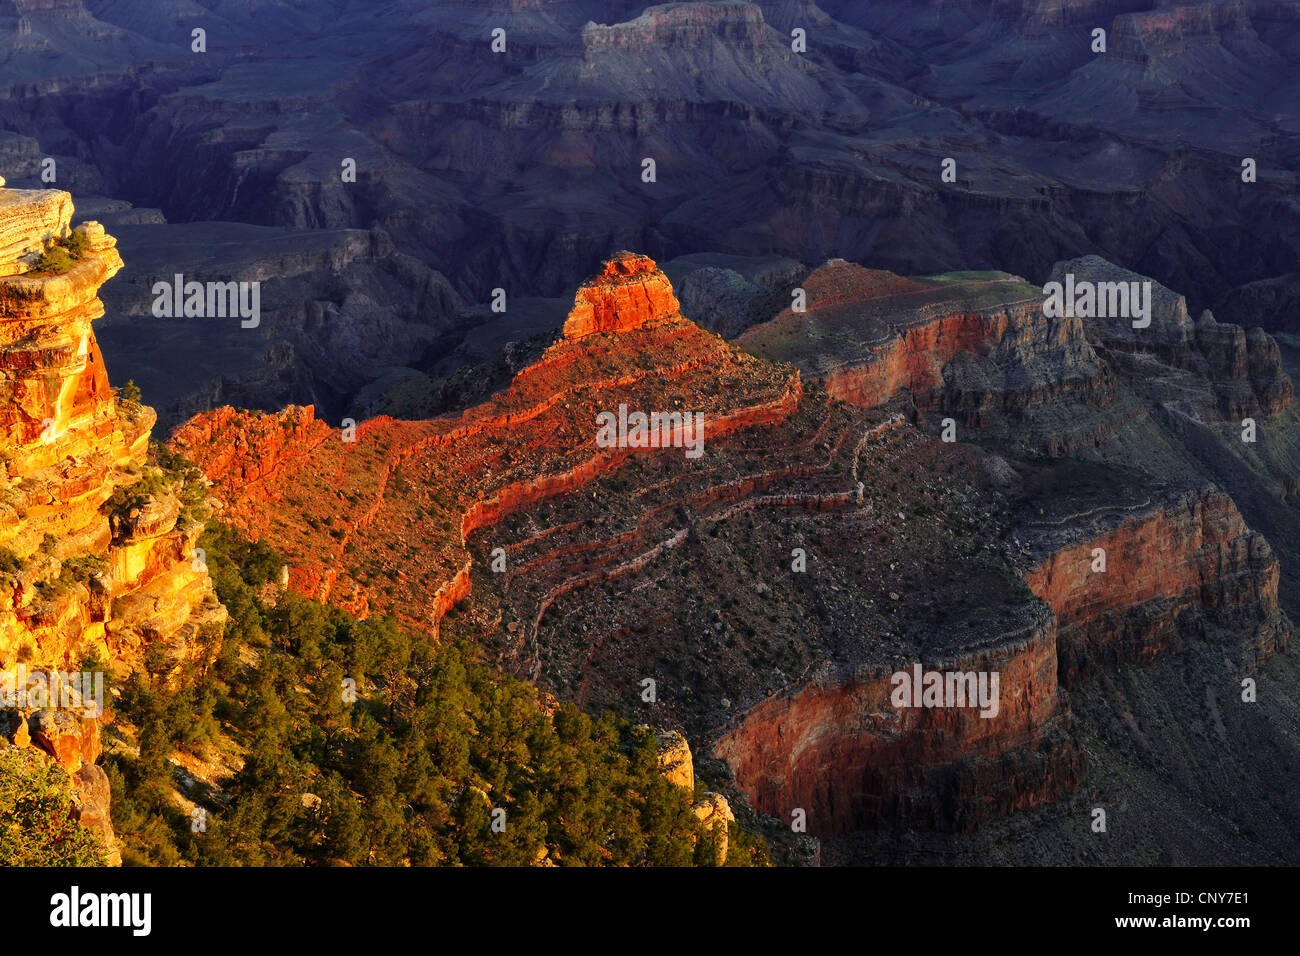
[1047,256,1293,423]
[741,254,1298,464]
[650,726,735,864]
[1023,482,1288,684]
[0,193,223,674]
[654,729,695,793]
[714,614,1085,837]
[0,187,225,863]
[0,187,72,278]
[738,259,1116,454]
[173,251,803,630]
[691,791,736,865]
[562,252,681,339]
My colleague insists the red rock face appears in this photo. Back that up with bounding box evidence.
[738,259,1116,452]
[715,620,1083,836]
[824,311,1013,409]
[1025,486,1288,684]
[1,196,225,681]
[0,192,230,863]
[0,219,125,465]
[561,251,682,339]
[714,479,1289,840]
[170,404,331,490]
[174,252,801,629]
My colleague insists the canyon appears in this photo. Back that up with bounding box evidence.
[1,0,1298,867]
[174,250,1300,862]
[1,1,1298,431]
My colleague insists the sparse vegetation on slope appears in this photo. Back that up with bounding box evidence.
[29,231,91,277]
[0,747,107,866]
[106,520,768,866]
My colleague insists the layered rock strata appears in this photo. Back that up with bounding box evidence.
[175,252,1290,849]
[737,259,1116,454]
[1023,482,1287,684]
[715,469,1289,839]
[1047,255,1293,422]
[173,251,803,629]
[740,255,1295,456]
[0,188,225,863]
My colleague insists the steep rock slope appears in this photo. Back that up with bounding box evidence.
[173,252,803,627]
[739,254,1299,471]
[1024,481,1285,684]
[0,188,225,863]
[737,259,1116,454]
[173,251,1295,859]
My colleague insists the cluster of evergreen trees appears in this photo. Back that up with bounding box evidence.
[106,522,769,866]
[0,747,105,865]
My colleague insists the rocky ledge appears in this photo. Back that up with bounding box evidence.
[0,188,226,864]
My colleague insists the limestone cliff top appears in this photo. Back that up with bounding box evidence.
[0,188,74,278]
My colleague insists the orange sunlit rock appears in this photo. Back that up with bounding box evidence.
[0,189,224,676]
[174,251,801,628]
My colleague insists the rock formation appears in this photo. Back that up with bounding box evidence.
[562,253,681,339]
[0,187,71,278]
[740,254,1297,458]
[1023,481,1287,684]
[0,187,225,864]
[173,251,1296,861]
[651,726,735,864]
[173,251,803,630]
[738,259,1117,454]
[691,791,736,865]
[654,729,695,792]
[1047,256,1293,422]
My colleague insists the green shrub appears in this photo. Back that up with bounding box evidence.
[0,749,107,866]
[30,232,92,277]
[32,246,74,276]
[64,230,91,258]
